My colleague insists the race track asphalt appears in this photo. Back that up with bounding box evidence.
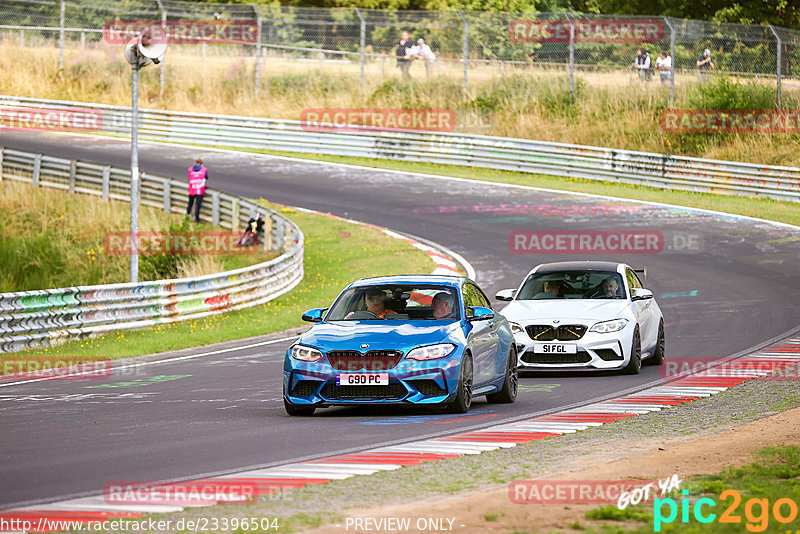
[1,132,798,508]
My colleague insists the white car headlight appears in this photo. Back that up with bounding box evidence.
[589,319,629,334]
[291,345,323,362]
[510,322,524,335]
[406,343,456,361]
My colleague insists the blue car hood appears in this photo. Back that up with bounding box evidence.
[298,321,459,352]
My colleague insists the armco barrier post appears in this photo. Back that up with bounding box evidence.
[102,166,110,200]
[231,198,240,232]
[212,191,220,226]
[32,154,42,187]
[68,160,76,193]
[162,180,171,212]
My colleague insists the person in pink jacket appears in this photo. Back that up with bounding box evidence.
[186,158,208,223]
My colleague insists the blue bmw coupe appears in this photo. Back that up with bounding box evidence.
[283,275,518,416]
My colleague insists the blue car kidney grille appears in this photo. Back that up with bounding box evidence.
[327,350,404,371]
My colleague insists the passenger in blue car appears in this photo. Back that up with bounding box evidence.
[431,291,457,319]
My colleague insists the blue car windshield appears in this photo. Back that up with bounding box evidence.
[516,271,626,300]
[327,285,460,321]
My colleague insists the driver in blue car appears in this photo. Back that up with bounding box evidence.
[431,291,456,319]
[364,288,397,318]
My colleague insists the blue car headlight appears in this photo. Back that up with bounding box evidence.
[406,343,456,361]
[291,344,324,362]
[589,319,629,334]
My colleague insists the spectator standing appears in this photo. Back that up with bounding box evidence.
[409,38,437,78]
[631,48,652,81]
[655,50,672,87]
[396,30,414,80]
[697,48,714,82]
[186,158,208,224]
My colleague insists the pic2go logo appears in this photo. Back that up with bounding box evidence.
[654,489,799,532]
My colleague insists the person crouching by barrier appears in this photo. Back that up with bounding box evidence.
[187,158,208,224]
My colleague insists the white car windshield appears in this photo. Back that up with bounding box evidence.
[326,285,460,321]
[516,271,626,300]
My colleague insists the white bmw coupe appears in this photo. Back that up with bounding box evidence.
[496,261,664,374]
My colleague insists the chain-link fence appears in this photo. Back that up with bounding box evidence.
[1,0,799,106]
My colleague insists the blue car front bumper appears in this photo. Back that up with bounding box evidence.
[283,354,463,406]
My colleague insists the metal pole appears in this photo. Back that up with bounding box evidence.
[355,8,365,88]
[253,5,262,96]
[769,25,782,108]
[130,63,140,283]
[58,0,65,73]
[156,0,166,98]
[457,10,468,93]
[664,17,675,105]
[565,14,574,101]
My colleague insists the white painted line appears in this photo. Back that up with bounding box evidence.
[231,469,353,480]
[22,502,186,513]
[0,336,298,389]
[373,445,480,455]
[429,440,518,448]
[300,462,401,472]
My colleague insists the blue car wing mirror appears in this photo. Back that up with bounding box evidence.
[301,308,327,322]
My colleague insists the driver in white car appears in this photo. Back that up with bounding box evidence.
[601,277,622,298]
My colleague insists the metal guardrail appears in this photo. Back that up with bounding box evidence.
[1,95,798,202]
[0,146,304,353]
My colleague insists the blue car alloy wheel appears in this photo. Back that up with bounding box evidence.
[283,275,517,416]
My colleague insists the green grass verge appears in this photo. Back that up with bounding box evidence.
[240,148,800,227]
[5,203,433,366]
[582,445,800,533]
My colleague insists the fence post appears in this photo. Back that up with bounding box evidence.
[162,180,171,212]
[253,5,262,96]
[231,198,240,232]
[33,154,42,187]
[59,0,65,73]
[80,31,85,50]
[202,42,207,61]
[457,10,468,93]
[769,25,782,109]
[102,166,110,200]
[156,0,167,98]
[663,17,676,105]
[0,147,4,182]
[564,14,575,102]
[68,160,76,193]
[211,191,220,226]
[354,8,365,88]
[20,29,24,48]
